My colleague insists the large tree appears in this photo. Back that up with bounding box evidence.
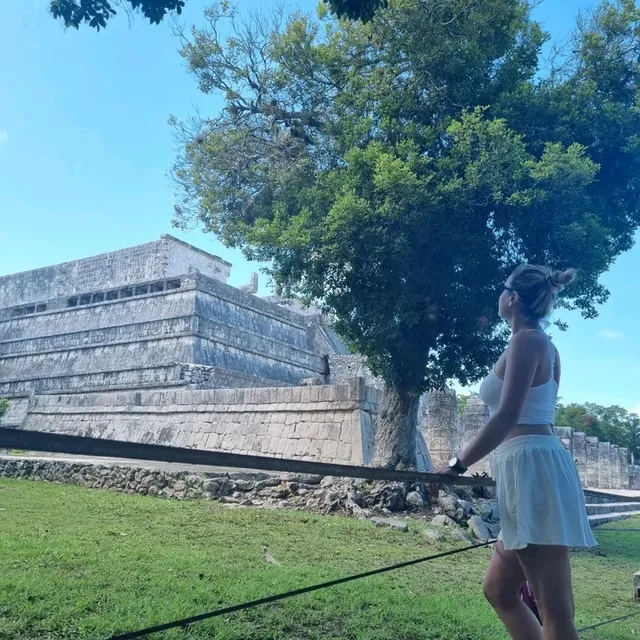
[171,0,640,468]
[48,0,384,30]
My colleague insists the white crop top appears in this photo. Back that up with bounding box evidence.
[478,336,558,425]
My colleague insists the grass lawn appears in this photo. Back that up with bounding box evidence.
[0,479,638,640]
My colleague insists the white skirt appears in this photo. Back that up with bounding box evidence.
[493,434,597,551]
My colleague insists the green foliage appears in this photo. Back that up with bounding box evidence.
[49,0,185,30]
[48,0,385,30]
[324,0,388,21]
[0,398,9,417]
[556,402,640,461]
[172,0,640,403]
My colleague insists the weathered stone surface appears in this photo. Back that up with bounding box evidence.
[467,516,492,542]
[406,491,425,509]
[437,495,461,520]
[431,514,457,527]
[300,378,323,386]
[371,517,408,532]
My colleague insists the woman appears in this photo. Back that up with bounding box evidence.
[435,265,596,640]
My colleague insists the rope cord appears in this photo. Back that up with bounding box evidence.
[110,539,496,639]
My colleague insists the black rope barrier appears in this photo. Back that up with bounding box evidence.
[595,528,640,532]
[109,539,496,639]
[0,427,495,488]
[577,609,640,633]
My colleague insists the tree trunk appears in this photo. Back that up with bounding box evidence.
[371,384,420,469]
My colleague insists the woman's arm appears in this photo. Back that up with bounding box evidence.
[458,331,545,469]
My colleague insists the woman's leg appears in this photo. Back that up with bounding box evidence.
[516,544,578,640]
[483,541,543,640]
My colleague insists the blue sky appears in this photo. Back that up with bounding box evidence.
[1,0,638,411]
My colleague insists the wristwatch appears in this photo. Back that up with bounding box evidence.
[448,457,468,474]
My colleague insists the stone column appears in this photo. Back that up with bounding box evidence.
[619,448,630,489]
[629,465,640,490]
[460,396,490,475]
[423,389,459,470]
[586,437,600,488]
[555,427,574,453]
[598,442,612,489]
[573,431,588,487]
[611,445,621,489]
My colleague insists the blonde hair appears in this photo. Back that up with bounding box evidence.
[506,265,576,321]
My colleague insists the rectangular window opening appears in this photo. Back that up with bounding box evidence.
[166,279,181,290]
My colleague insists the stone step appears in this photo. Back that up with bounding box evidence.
[586,502,640,516]
[589,510,640,527]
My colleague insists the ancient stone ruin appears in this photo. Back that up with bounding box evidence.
[1,236,638,489]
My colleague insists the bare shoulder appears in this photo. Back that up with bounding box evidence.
[510,331,555,350]
[508,330,549,358]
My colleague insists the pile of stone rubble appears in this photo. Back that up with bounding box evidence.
[0,457,501,542]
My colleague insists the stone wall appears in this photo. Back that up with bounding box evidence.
[417,395,636,491]
[0,235,231,312]
[176,363,292,389]
[329,355,383,389]
[0,397,29,426]
[17,377,435,470]
[0,272,327,397]
[19,380,379,466]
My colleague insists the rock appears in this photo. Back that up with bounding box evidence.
[371,517,408,532]
[451,528,473,544]
[423,529,445,543]
[320,476,335,488]
[381,484,406,511]
[457,499,474,517]
[467,515,492,542]
[488,522,501,538]
[431,514,457,527]
[475,500,499,522]
[346,489,365,507]
[233,479,255,492]
[438,495,460,519]
[406,491,425,509]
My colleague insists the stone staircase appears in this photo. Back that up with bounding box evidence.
[585,490,640,527]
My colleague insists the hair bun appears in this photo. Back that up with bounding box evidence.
[550,268,576,289]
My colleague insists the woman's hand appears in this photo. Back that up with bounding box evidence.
[428,467,459,499]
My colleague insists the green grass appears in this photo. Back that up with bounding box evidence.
[0,479,638,640]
